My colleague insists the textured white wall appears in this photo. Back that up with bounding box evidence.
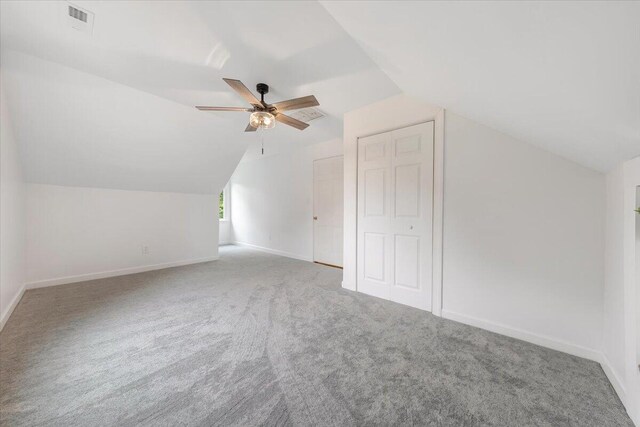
[230,138,342,261]
[26,184,218,287]
[0,71,26,329]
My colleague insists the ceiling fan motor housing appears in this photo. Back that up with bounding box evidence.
[256,83,269,96]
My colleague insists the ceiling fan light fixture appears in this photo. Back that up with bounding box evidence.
[196,79,318,131]
[249,111,276,130]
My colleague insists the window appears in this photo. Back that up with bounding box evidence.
[219,190,225,219]
[219,184,229,220]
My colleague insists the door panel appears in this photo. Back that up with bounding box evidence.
[394,235,420,289]
[357,122,434,311]
[365,140,386,161]
[364,233,386,281]
[313,156,344,267]
[364,169,386,216]
[395,134,421,156]
[357,132,392,298]
[394,164,421,217]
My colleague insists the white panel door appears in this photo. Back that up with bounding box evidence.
[357,132,393,300]
[313,156,344,267]
[357,122,434,310]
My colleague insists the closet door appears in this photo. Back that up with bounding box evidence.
[357,131,393,300]
[357,122,434,310]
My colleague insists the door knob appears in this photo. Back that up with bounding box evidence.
[313,216,318,220]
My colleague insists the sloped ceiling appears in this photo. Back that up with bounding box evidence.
[322,1,640,172]
[2,0,637,191]
[0,1,399,193]
[1,49,250,194]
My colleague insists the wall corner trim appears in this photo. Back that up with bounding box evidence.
[231,241,313,263]
[431,109,445,317]
[25,256,219,290]
[599,353,627,407]
[441,309,602,362]
[0,284,26,332]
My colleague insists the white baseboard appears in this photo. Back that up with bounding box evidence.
[231,241,312,262]
[25,256,219,290]
[0,284,26,332]
[441,309,602,362]
[598,353,627,407]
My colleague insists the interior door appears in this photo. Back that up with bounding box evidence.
[357,122,434,310]
[313,156,344,267]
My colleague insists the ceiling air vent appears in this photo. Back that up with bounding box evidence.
[288,107,326,123]
[65,3,94,33]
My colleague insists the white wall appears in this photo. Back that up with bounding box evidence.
[230,138,342,261]
[637,187,640,367]
[442,112,605,359]
[603,164,627,398]
[219,221,232,245]
[0,71,26,330]
[26,184,219,288]
[343,94,606,361]
[602,157,640,424]
[624,159,640,425]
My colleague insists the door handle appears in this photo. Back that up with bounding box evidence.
[313,216,318,220]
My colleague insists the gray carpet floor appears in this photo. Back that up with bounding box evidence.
[0,245,632,426]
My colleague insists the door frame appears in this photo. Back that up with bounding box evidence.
[353,114,445,315]
[313,155,344,268]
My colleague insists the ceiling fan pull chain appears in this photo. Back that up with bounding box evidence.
[259,127,265,155]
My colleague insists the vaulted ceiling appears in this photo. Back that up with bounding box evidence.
[0,1,398,193]
[1,1,638,195]
[322,1,640,171]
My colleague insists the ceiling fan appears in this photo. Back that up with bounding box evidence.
[196,78,320,132]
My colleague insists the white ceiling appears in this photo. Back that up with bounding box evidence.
[322,1,640,172]
[0,1,399,192]
[1,0,637,194]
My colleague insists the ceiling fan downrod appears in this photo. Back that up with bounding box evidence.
[256,83,269,105]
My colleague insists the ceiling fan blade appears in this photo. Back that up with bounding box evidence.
[275,113,309,130]
[196,106,254,112]
[270,95,319,112]
[223,78,263,107]
[245,123,257,132]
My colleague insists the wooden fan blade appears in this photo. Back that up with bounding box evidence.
[196,106,254,112]
[245,123,257,132]
[270,95,319,112]
[223,78,263,107]
[275,113,309,130]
